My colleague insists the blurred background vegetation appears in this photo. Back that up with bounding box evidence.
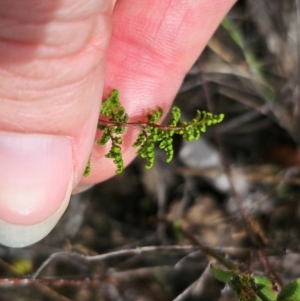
[1,1,300,300]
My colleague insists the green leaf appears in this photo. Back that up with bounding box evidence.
[210,264,237,283]
[169,107,181,126]
[12,259,33,274]
[172,220,184,240]
[100,89,121,116]
[132,131,146,148]
[83,157,91,177]
[254,275,279,301]
[277,279,300,301]
[97,128,110,145]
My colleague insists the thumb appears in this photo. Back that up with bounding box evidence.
[0,0,114,247]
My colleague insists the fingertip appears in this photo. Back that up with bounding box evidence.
[0,132,73,247]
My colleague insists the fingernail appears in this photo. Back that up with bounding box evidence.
[72,184,94,194]
[0,132,73,248]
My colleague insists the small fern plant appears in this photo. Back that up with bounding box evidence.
[84,89,224,176]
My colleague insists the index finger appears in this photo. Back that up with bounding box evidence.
[80,0,237,185]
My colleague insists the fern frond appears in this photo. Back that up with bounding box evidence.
[83,89,224,176]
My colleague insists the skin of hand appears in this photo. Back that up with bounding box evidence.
[0,0,236,247]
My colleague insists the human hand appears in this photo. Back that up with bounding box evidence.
[0,0,236,247]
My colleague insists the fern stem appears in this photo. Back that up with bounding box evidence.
[98,118,205,132]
